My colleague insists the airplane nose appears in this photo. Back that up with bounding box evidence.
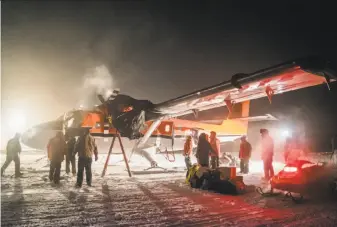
[21,128,35,145]
[21,124,62,150]
[21,127,57,150]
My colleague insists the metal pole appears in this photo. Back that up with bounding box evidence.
[101,135,116,177]
[117,133,132,177]
[128,119,162,161]
[331,136,335,161]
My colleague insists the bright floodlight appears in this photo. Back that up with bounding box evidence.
[8,112,27,133]
[281,129,291,138]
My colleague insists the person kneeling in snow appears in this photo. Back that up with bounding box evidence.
[47,132,66,184]
[73,128,98,187]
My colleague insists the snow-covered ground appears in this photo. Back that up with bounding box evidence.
[1,152,337,227]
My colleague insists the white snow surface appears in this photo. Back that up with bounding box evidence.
[1,152,337,227]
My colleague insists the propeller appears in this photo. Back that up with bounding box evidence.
[97,88,120,104]
[97,94,106,104]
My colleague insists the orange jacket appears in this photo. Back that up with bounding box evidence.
[47,136,66,162]
[239,141,252,160]
[210,138,220,157]
[183,139,193,156]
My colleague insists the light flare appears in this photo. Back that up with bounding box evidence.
[6,110,28,134]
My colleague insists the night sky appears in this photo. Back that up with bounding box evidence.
[1,1,337,146]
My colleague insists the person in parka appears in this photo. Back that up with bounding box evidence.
[73,128,98,187]
[47,132,66,184]
[239,136,252,174]
[1,133,23,177]
[260,129,274,180]
[196,133,215,167]
[183,135,193,169]
[65,134,76,176]
[209,131,221,169]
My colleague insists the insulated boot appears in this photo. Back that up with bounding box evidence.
[15,172,24,178]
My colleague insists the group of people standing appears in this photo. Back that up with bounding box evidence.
[182,128,278,181]
[1,126,304,185]
[183,131,221,169]
[48,128,98,187]
[1,128,99,188]
[238,129,275,181]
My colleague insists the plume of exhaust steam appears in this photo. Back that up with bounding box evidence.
[78,65,115,108]
[83,65,114,99]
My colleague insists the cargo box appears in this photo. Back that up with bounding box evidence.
[217,167,236,180]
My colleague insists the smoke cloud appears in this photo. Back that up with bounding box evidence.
[83,65,114,98]
[78,65,115,108]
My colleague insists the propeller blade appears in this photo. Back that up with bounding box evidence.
[97,94,106,104]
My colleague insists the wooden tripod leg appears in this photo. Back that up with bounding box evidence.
[117,133,132,177]
[101,135,116,177]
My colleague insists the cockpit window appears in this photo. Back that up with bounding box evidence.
[64,110,84,128]
[67,118,75,128]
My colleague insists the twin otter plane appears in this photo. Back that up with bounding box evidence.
[21,57,336,169]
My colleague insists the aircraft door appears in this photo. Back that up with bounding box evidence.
[156,121,175,150]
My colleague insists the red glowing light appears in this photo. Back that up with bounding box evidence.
[122,106,133,112]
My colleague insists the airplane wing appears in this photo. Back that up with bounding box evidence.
[235,114,278,122]
[153,56,336,117]
[105,56,336,139]
[198,114,278,125]
[22,56,336,143]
